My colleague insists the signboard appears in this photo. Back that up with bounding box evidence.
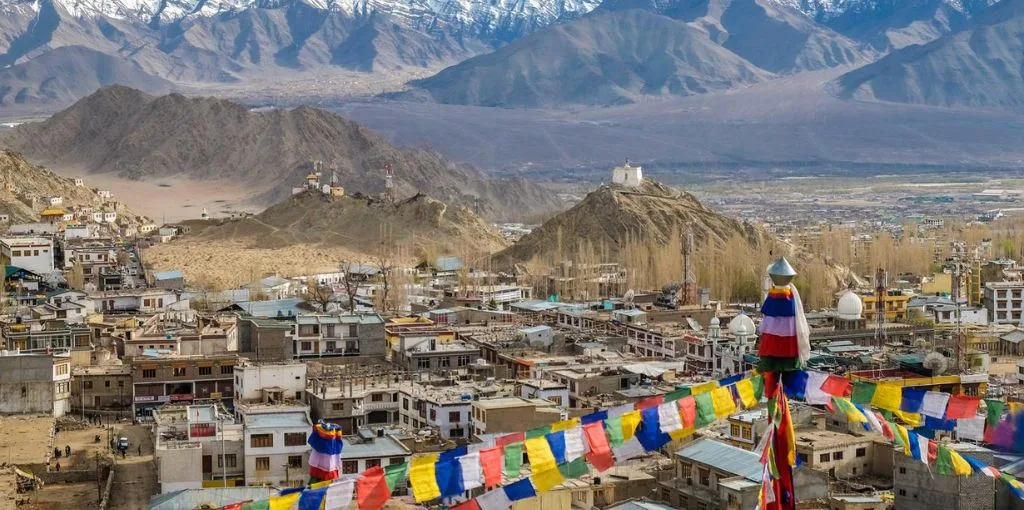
[189,423,217,438]
[133,396,156,403]
[169,393,195,402]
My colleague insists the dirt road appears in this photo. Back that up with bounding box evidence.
[106,425,157,510]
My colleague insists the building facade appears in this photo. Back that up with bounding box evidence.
[0,236,55,275]
[131,354,239,419]
[984,282,1024,325]
[0,352,71,417]
[239,405,311,488]
[72,364,131,410]
[290,314,385,359]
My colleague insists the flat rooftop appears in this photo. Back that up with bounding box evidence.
[474,397,556,410]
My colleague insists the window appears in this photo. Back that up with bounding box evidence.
[288,455,303,468]
[430,409,437,421]
[819,453,830,462]
[326,341,336,352]
[680,463,693,478]
[449,411,461,422]
[403,415,409,424]
[417,358,431,370]
[833,451,844,461]
[439,357,450,368]
[730,424,740,436]
[797,453,808,464]
[218,454,237,468]
[173,367,186,377]
[451,428,464,437]
[333,403,344,411]
[285,433,306,446]
[255,457,270,471]
[390,457,405,465]
[899,467,906,474]
[856,447,866,458]
[458,355,470,367]
[403,399,409,410]
[199,367,212,376]
[343,461,358,474]
[221,365,233,374]
[251,434,274,448]
[698,468,709,486]
[372,394,383,402]
[104,380,110,387]
[366,459,381,469]
[348,325,357,337]
[142,369,156,378]
[898,489,906,496]
[301,342,312,351]
[741,427,752,440]
[83,381,93,389]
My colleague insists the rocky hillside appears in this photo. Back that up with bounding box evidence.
[0,86,561,218]
[0,149,146,224]
[493,179,765,265]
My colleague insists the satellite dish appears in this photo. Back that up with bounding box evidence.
[923,352,949,376]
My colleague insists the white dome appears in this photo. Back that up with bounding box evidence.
[837,290,863,320]
[710,316,721,327]
[729,314,755,336]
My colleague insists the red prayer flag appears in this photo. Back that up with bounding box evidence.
[583,422,615,472]
[945,395,981,419]
[222,504,245,510]
[356,466,391,510]
[480,446,504,488]
[496,432,525,447]
[820,375,851,397]
[927,440,938,463]
[677,396,697,428]
[637,395,664,410]
[452,499,481,510]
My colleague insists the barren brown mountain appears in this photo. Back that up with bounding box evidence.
[0,85,560,219]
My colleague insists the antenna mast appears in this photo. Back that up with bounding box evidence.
[950,243,968,372]
[680,229,697,307]
[874,268,887,348]
[384,163,395,204]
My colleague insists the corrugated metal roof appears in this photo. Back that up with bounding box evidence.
[234,298,305,318]
[435,256,462,272]
[153,270,183,281]
[260,276,290,288]
[675,439,762,482]
[149,487,275,510]
[606,500,678,510]
[520,325,552,335]
[341,436,410,460]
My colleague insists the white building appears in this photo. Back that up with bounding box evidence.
[338,431,412,479]
[0,236,54,275]
[153,404,245,493]
[91,288,189,313]
[932,305,988,326]
[518,380,570,407]
[239,405,311,488]
[234,362,307,402]
[45,196,63,206]
[0,352,71,417]
[984,282,1024,325]
[65,224,93,239]
[611,162,643,188]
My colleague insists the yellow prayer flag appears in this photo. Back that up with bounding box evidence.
[1012,402,1024,415]
[669,427,695,441]
[268,492,300,510]
[949,450,973,476]
[893,409,922,428]
[692,381,718,395]
[525,436,558,474]
[736,379,758,409]
[621,410,641,441]
[410,453,441,502]
[871,383,903,412]
[310,479,332,489]
[895,425,911,456]
[551,418,580,432]
[531,467,565,492]
[711,386,737,418]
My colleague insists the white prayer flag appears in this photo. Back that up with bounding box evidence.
[324,478,355,510]
[921,391,950,418]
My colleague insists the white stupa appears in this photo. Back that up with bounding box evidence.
[837,290,863,320]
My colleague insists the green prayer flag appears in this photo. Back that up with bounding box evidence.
[243,501,270,510]
[385,462,409,491]
[986,399,1005,427]
[559,458,589,479]
[851,381,877,405]
[888,421,904,448]
[751,375,764,401]
[935,445,953,476]
[665,387,690,403]
[694,392,716,427]
[503,442,523,478]
[526,425,551,439]
[605,417,625,447]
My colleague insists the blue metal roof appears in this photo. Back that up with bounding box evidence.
[149,488,274,510]
[675,439,763,482]
[435,256,463,272]
[231,298,305,317]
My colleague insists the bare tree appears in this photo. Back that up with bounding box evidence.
[303,277,334,312]
[339,261,359,313]
[374,254,394,313]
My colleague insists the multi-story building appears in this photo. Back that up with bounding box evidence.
[546,365,641,409]
[153,404,245,493]
[71,364,131,411]
[721,410,767,451]
[397,384,477,440]
[794,430,887,479]
[339,429,412,482]
[0,351,71,417]
[624,322,691,358]
[447,285,531,310]
[660,438,763,510]
[984,281,1024,324]
[290,314,385,359]
[932,305,988,325]
[390,337,481,373]
[236,318,294,362]
[894,442,996,510]
[384,325,455,361]
[306,378,400,434]
[234,361,306,403]
[861,290,910,322]
[92,288,189,313]
[237,402,311,488]
[131,353,239,419]
[2,321,92,352]
[0,236,54,276]
[471,397,562,437]
[518,379,569,407]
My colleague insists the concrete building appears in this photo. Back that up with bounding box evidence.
[984,281,1024,324]
[721,410,767,451]
[2,322,92,352]
[794,430,888,479]
[391,337,481,373]
[0,236,55,276]
[932,305,988,325]
[448,285,531,310]
[92,288,189,313]
[338,429,412,478]
[234,362,306,403]
[290,314,386,360]
[861,291,910,322]
[307,377,401,434]
[131,353,239,419]
[71,364,131,411]
[546,366,641,409]
[518,379,570,407]
[0,351,71,417]
[153,404,245,493]
[894,442,996,510]
[237,403,311,488]
[236,318,294,362]
[471,397,562,437]
[398,383,477,440]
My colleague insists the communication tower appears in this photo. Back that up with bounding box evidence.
[950,244,969,372]
[680,229,698,306]
[384,163,395,203]
[873,268,887,347]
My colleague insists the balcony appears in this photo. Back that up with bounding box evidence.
[362,401,399,411]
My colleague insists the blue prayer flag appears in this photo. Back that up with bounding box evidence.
[297,487,327,510]
[901,389,926,413]
[504,478,537,501]
[781,370,808,400]
[545,431,567,465]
